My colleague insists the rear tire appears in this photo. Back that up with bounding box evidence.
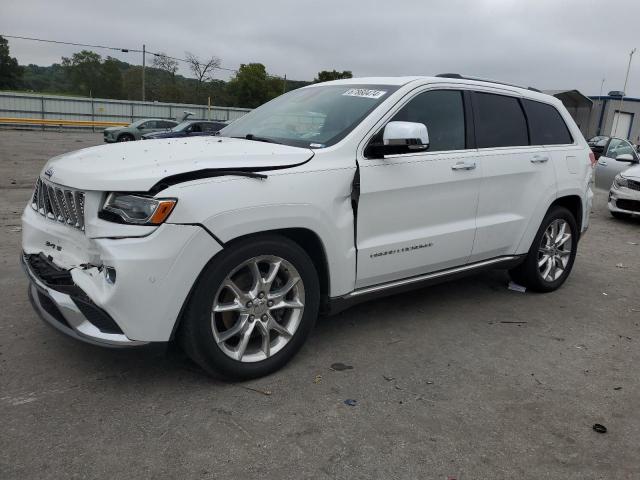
[179,234,320,380]
[509,206,578,292]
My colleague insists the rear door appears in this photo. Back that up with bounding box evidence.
[355,88,481,288]
[138,120,158,135]
[595,138,639,189]
[469,91,558,261]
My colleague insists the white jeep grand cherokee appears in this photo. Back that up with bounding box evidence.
[22,75,594,379]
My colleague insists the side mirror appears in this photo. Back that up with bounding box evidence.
[616,153,637,162]
[365,121,429,158]
[383,121,429,149]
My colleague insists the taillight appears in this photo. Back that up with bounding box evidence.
[589,151,596,167]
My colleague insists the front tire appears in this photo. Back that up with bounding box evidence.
[611,211,631,220]
[117,133,134,142]
[179,235,320,380]
[509,206,578,292]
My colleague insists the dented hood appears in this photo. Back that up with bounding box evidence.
[42,136,314,192]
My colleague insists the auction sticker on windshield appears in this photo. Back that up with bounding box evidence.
[342,88,387,99]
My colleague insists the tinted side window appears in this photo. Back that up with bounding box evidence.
[522,100,573,145]
[391,90,465,152]
[160,121,175,128]
[473,93,528,148]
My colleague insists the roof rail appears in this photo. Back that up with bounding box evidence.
[435,73,541,93]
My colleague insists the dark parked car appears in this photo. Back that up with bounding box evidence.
[141,120,227,140]
[587,135,610,160]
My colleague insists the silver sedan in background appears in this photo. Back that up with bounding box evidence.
[594,137,639,190]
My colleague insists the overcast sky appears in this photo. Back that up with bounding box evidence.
[2,0,639,96]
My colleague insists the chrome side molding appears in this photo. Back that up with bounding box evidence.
[346,255,521,298]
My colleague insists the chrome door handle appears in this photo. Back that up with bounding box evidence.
[451,161,476,171]
[531,155,549,163]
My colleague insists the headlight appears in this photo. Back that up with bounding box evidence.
[101,193,177,225]
[613,174,629,189]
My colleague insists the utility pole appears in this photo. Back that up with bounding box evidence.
[142,44,146,102]
[283,74,287,94]
[611,48,636,137]
[591,77,605,136]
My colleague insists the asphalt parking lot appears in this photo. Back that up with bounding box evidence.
[1,129,639,479]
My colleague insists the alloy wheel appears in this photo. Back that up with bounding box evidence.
[211,255,305,362]
[537,219,573,282]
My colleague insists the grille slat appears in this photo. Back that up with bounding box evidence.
[31,178,85,231]
[628,179,640,192]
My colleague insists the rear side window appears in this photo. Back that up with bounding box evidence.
[473,93,528,148]
[390,90,466,152]
[522,100,573,145]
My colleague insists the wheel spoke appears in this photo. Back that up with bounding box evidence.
[235,320,256,360]
[223,279,247,301]
[270,298,304,310]
[556,233,571,248]
[269,275,301,300]
[256,321,271,357]
[247,260,263,294]
[546,225,555,244]
[542,257,553,280]
[538,255,551,268]
[264,260,282,288]
[213,301,244,313]
[555,222,566,244]
[269,318,292,339]
[217,314,248,343]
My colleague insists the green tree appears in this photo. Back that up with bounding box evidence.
[100,57,123,99]
[0,35,24,89]
[61,50,103,96]
[227,63,280,108]
[314,70,353,83]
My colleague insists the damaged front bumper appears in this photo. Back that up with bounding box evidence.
[22,252,148,347]
[21,204,224,345]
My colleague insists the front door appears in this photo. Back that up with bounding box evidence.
[355,89,481,288]
[595,138,639,189]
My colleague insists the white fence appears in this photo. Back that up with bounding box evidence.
[0,91,251,128]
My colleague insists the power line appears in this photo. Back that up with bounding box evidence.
[2,34,141,53]
[1,33,240,73]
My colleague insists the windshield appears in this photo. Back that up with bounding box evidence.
[171,121,193,132]
[129,119,146,128]
[219,84,399,148]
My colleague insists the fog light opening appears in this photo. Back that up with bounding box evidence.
[104,266,117,285]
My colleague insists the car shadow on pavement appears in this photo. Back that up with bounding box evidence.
[25,269,514,388]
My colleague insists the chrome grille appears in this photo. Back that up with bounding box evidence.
[31,178,85,230]
[628,179,640,191]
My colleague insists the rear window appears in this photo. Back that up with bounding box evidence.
[523,100,573,145]
[473,93,528,148]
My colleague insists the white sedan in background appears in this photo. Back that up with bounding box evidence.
[608,162,640,219]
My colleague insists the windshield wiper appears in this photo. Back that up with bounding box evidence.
[239,133,281,144]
